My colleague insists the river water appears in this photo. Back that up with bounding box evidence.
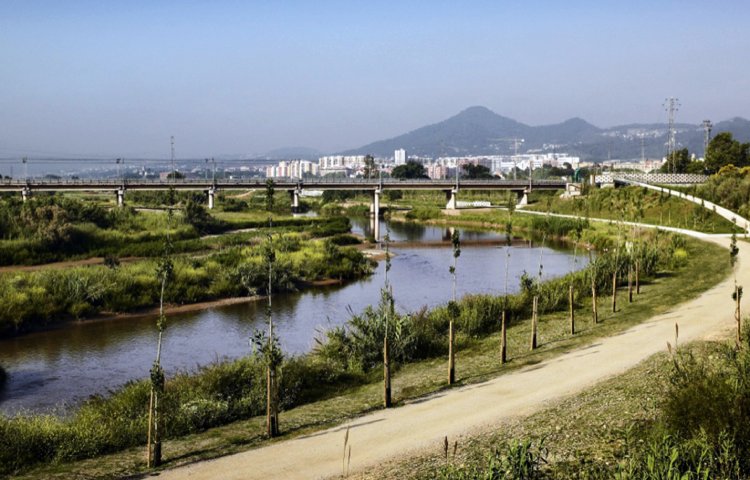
[0,218,586,414]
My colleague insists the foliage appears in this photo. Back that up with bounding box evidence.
[265,179,275,212]
[0,354,358,475]
[0,234,372,335]
[438,439,548,479]
[658,148,706,174]
[405,206,442,221]
[705,131,750,173]
[694,169,750,221]
[392,160,429,179]
[461,163,494,179]
[530,216,588,238]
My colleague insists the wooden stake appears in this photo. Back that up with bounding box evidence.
[569,284,575,335]
[146,390,154,467]
[500,310,507,364]
[530,296,538,350]
[611,271,617,313]
[448,320,455,385]
[635,260,640,294]
[628,264,633,303]
[591,277,598,324]
[737,285,742,348]
[384,336,391,408]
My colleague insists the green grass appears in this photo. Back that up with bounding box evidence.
[525,186,740,233]
[7,230,729,480]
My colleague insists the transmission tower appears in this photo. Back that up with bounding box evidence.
[702,119,713,160]
[663,98,680,173]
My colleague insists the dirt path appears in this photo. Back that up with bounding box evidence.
[159,231,746,480]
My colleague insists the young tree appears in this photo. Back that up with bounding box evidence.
[250,234,283,437]
[448,229,461,385]
[146,210,175,468]
[265,179,275,212]
[382,223,394,408]
[501,194,515,364]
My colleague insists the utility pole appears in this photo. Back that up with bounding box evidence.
[170,135,175,182]
[663,98,680,173]
[512,138,524,180]
[22,156,28,181]
[702,119,713,160]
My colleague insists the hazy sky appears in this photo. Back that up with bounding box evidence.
[1,0,749,158]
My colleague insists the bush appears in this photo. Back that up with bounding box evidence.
[405,206,441,221]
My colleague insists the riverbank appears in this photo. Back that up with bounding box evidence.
[0,230,372,338]
[148,235,742,480]
[1,224,730,478]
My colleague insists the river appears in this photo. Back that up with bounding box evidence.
[0,218,586,414]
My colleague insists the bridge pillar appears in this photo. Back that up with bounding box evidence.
[290,188,301,213]
[370,189,381,241]
[116,187,125,207]
[21,186,31,203]
[445,189,458,210]
[207,187,216,209]
[515,189,528,206]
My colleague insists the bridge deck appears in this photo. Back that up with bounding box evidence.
[0,178,567,192]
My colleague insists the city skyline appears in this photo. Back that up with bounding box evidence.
[2,1,749,158]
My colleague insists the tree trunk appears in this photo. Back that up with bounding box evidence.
[500,310,507,364]
[448,320,455,385]
[628,264,633,303]
[569,284,575,335]
[611,271,617,313]
[530,296,538,350]
[384,335,391,408]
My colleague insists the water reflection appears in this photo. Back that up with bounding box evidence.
[0,219,586,414]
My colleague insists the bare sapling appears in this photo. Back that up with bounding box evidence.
[448,229,461,385]
[502,210,513,364]
[147,193,175,468]
[730,233,742,347]
[383,228,393,408]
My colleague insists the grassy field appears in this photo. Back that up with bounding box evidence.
[355,341,723,479]
[7,227,730,479]
[524,186,741,233]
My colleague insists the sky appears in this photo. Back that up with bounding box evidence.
[1,0,749,158]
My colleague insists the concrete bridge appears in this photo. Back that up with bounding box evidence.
[0,177,567,212]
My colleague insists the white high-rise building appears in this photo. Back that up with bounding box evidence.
[394,148,407,165]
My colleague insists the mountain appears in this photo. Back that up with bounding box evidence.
[343,106,750,161]
[344,106,531,157]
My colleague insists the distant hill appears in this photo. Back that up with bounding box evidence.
[342,106,750,161]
